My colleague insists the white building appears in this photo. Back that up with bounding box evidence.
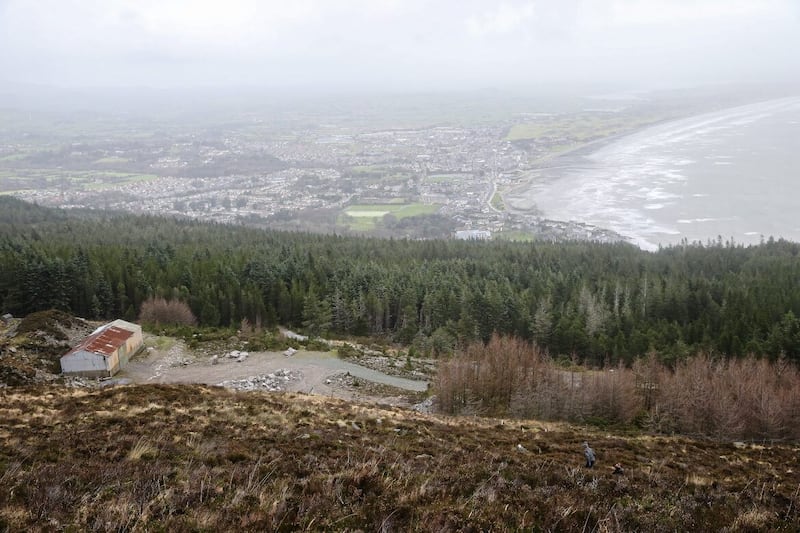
[60,319,144,378]
[455,229,492,240]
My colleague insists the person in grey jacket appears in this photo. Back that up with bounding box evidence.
[583,442,596,468]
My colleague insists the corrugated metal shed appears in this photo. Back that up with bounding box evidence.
[65,325,134,358]
[61,319,143,378]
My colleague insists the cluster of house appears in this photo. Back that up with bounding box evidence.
[60,319,143,378]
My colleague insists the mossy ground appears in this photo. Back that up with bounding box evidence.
[1,384,798,531]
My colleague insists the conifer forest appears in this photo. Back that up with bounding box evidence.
[2,197,799,366]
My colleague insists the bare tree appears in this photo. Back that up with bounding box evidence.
[139,297,197,326]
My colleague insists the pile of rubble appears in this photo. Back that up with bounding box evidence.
[62,375,96,388]
[148,343,194,381]
[217,368,302,392]
[325,371,362,389]
[337,346,435,381]
[412,396,435,414]
[211,350,250,364]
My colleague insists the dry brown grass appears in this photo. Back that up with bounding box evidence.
[127,437,158,461]
[1,384,799,531]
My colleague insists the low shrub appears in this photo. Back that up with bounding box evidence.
[336,343,361,359]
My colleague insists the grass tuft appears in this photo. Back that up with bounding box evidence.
[127,437,158,461]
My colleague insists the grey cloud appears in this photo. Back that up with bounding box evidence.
[0,0,798,90]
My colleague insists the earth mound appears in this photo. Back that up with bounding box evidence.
[0,309,96,385]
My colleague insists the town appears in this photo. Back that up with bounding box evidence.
[0,92,698,242]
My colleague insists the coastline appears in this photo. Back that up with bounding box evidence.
[502,116,678,214]
[530,117,675,168]
[504,95,800,212]
[503,95,800,249]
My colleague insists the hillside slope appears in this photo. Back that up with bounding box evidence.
[1,385,797,531]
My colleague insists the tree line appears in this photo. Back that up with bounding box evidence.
[1,197,799,365]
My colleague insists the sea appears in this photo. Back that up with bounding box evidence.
[509,96,800,251]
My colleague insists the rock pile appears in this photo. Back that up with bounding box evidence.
[217,369,302,392]
[149,343,193,381]
[325,371,362,389]
[227,350,249,362]
[412,396,435,414]
[63,375,100,388]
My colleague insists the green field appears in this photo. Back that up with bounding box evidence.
[92,156,131,164]
[0,153,28,162]
[0,169,159,192]
[84,173,158,190]
[495,230,536,242]
[347,166,413,186]
[349,165,384,174]
[340,203,439,231]
[505,113,667,143]
[427,174,466,184]
[490,191,505,211]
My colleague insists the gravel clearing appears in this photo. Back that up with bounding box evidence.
[119,334,430,407]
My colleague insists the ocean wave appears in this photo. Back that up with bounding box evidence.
[646,188,680,201]
[677,217,740,224]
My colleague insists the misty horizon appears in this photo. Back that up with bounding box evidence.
[1,0,799,250]
[1,0,799,93]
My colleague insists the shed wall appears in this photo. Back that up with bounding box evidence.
[60,350,112,378]
[109,320,144,368]
[118,329,143,367]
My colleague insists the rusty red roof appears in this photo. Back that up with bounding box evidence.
[64,325,134,358]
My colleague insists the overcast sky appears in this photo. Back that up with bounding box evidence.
[1,0,798,91]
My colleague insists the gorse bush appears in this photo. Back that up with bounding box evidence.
[436,335,800,440]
